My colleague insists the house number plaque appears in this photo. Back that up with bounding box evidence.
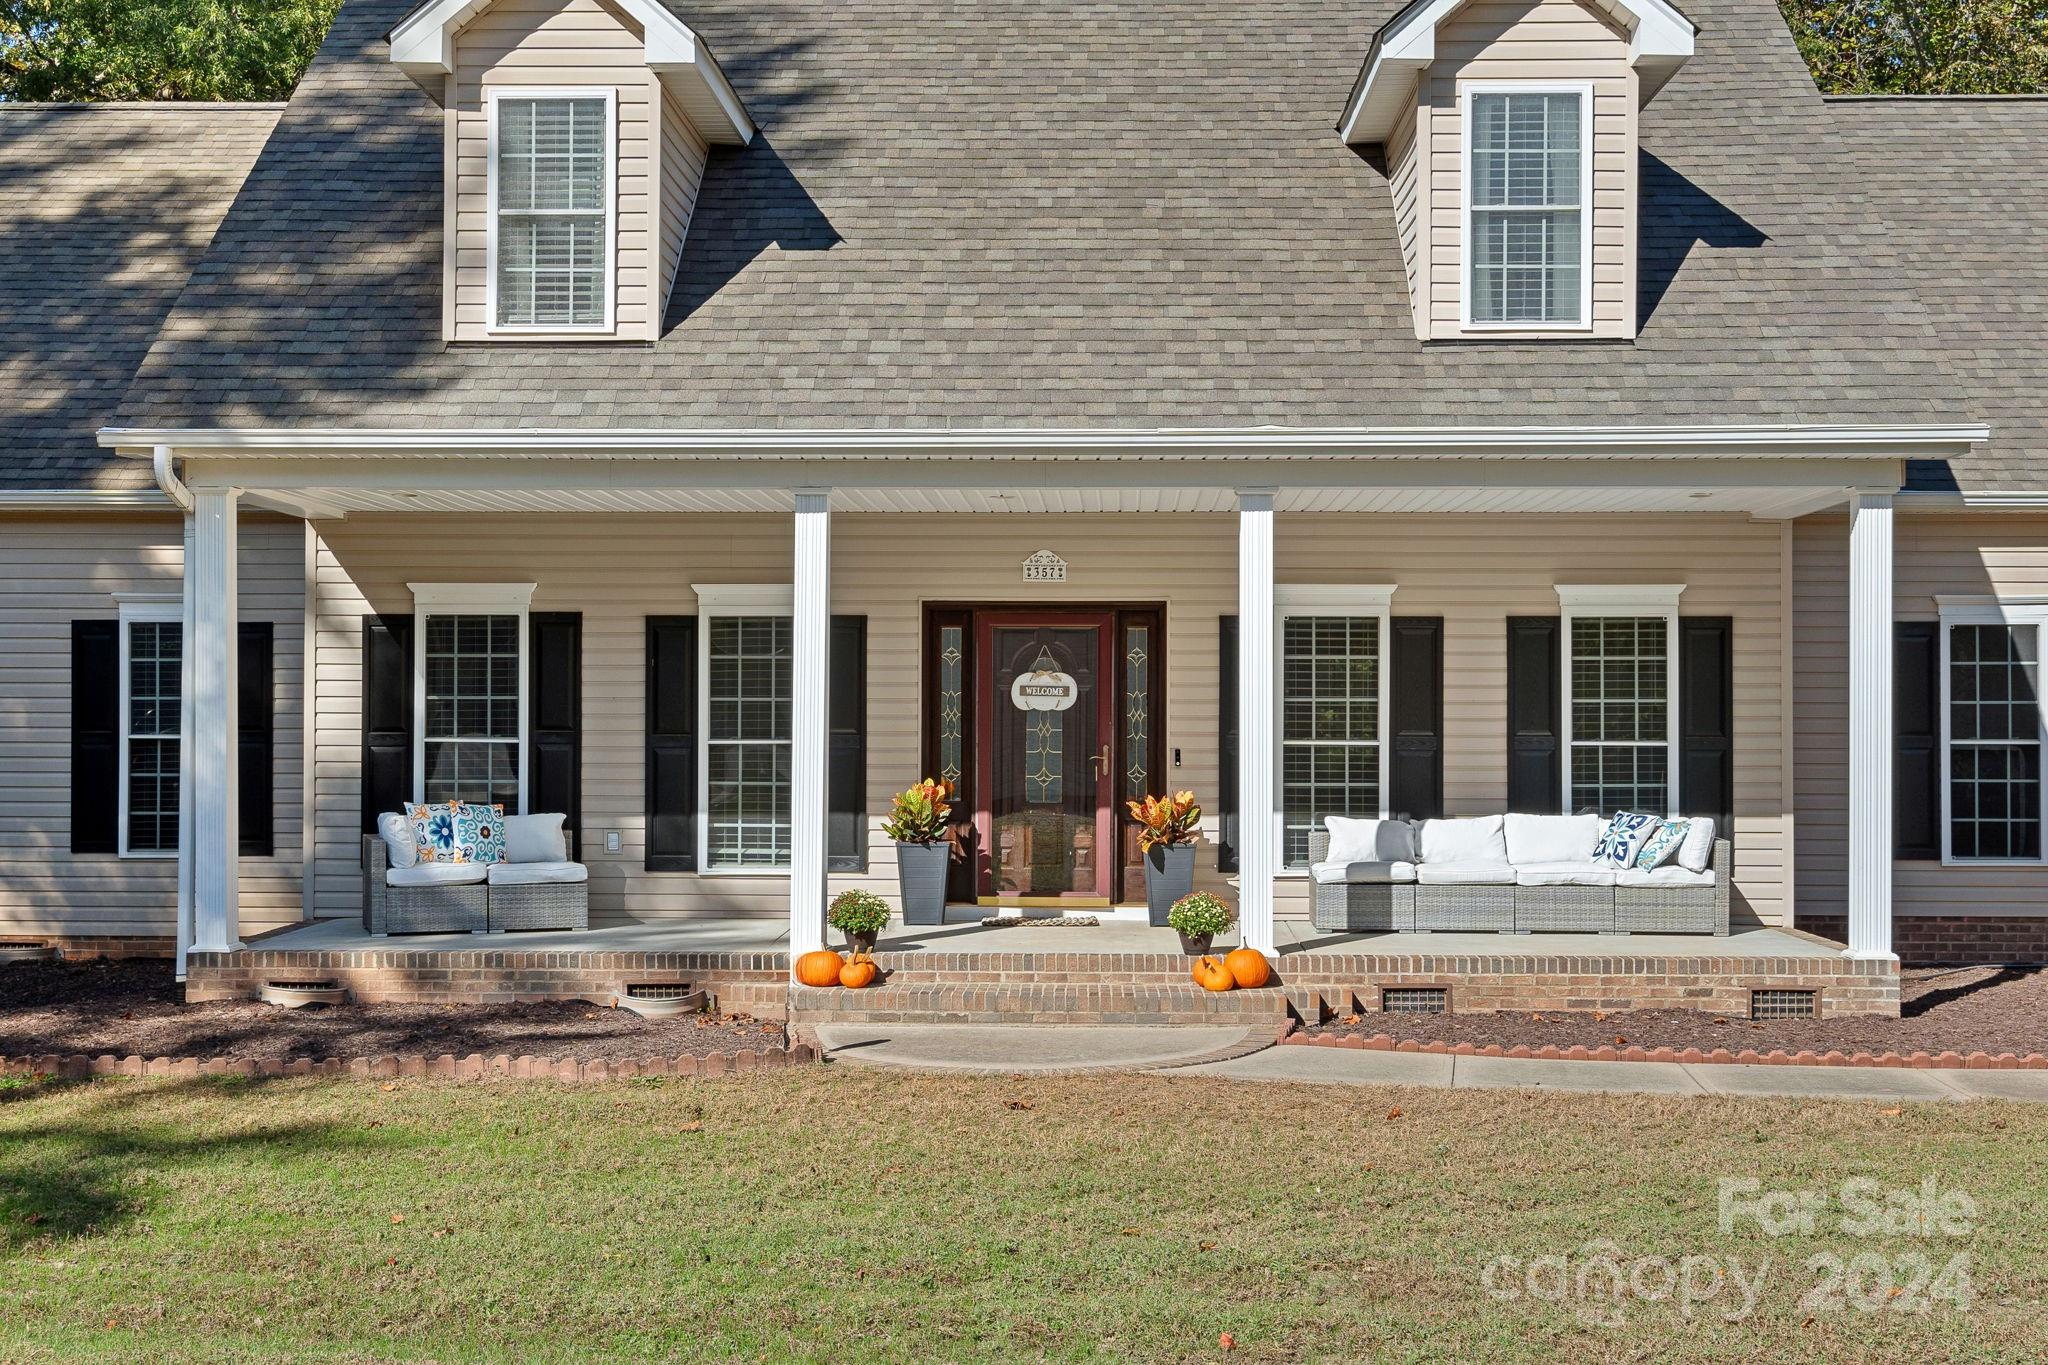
[1021,549,1067,582]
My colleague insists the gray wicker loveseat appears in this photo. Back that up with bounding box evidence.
[1309,813,1729,937]
[365,811,589,935]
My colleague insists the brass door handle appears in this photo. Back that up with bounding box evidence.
[1090,744,1111,777]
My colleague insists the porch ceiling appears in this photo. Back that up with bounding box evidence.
[242,481,1860,519]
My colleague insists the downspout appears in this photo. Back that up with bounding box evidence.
[152,443,194,512]
[155,445,196,979]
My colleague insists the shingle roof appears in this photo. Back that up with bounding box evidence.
[91,0,2042,498]
[0,103,279,490]
[1821,97,2048,495]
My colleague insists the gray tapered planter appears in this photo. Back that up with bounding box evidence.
[896,842,950,925]
[1144,845,1198,926]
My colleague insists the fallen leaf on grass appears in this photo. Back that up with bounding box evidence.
[431,1227,452,1240]
[366,1120,383,1129]
[676,1120,703,1133]
[379,1083,397,1093]
[1880,1107,1902,1116]
[1197,1241,1217,1252]
[389,1214,406,1225]
[1118,1228,1142,1237]
[1385,1107,1403,1121]
[1003,1099,1034,1111]
[1219,1332,1237,1351]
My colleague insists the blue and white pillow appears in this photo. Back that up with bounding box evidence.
[1635,818,1691,871]
[408,801,507,865]
[1592,812,1660,869]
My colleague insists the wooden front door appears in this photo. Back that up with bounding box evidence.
[975,612,1117,905]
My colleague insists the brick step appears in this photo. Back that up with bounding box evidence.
[789,982,1292,1027]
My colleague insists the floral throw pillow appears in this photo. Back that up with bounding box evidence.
[1592,812,1660,869]
[408,802,508,865]
[1636,818,1691,871]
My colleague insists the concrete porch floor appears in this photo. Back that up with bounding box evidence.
[247,915,1843,961]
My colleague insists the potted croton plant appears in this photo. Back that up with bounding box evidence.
[883,778,954,926]
[1166,890,1234,956]
[1128,790,1201,926]
[828,888,891,955]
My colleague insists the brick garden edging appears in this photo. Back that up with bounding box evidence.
[1282,1031,2048,1070]
[0,1043,820,1084]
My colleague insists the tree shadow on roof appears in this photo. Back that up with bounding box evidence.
[1638,151,1769,333]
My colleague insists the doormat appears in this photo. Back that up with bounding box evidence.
[977,915,1101,928]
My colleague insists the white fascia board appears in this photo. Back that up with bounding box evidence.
[0,488,172,510]
[1899,489,2048,511]
[1340,0,1696,142]
[389,0,751,143]
[102,423,1990,460]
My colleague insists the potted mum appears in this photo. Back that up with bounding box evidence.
[828,888,891,955]
[1127,790,1201,926]
[883,778,954,926]
[1166,891,1234,956]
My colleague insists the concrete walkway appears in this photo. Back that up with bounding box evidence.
[814,1024,2048,1101]
[1187,1045,2048,1102]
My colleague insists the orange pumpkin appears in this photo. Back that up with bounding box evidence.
[839,953,878,990]
[1192,955,1235,992]
[1224,946,1271,990]
[795,949,845,988]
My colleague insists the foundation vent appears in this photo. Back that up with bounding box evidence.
[1381,987,1448,1015]
[1750,988,1817,1020]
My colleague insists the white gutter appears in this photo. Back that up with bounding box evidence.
[1898,489,2048,510]
[152,444,194,512]
[99,422,1991,460]
[0,488,171,510]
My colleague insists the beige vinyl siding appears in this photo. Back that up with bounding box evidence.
[1385,96,1426,340]
[1795,512,2048,924]
[656,84,709,319]
[0,514,306,941]
[311,512,1791,927]
[1420,0,1637,339]
[449,0,659,340]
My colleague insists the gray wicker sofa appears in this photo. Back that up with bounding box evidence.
[364,817,589,935]
[1309,814,1730,937]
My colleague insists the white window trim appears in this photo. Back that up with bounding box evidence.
[693,583,795,875]
[1936,597,2048,867]
[484,86,619,336]
[1459,80,1596,334]
[117,595,183,859]
[408,582,536,812]
[1274,585,1396,874]
[1557,584,1684,815]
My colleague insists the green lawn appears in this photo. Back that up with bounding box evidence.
[0,1068,2041,1362]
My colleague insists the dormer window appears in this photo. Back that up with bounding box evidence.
[1464,85,1590,329]
[488,90,615,332]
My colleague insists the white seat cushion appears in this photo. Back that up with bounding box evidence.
[1416,816,1508,865]
[1416,861,1516,886]
[1671,816,1717,873]
[505,812,568,864]
[1504,813,1603,866]
[486,860,588,886]
[376,811,418,869]
[386,862,487,888]
[1617,865,1716,889]
[1514,861,1618,888]
[1310,860,1418,885]
[1323,816,1415,865]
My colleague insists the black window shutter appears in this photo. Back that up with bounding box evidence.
[1217,615,1239,873]
[70,619,121,854]
[238,621,275,857]
[1894,620,1942,860]
[361,613,414,839]
[1506,616,1562,813]
[828,614,867,872]
[528,612,582,856]
[645,615,697,871]
[1677,617,1735,830]
[1388,616,1444,820]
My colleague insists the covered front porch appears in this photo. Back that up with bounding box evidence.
[113,421,1982,1004]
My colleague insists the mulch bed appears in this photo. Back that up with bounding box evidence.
[0,958,784,1064]
[1301,965,2048,1060]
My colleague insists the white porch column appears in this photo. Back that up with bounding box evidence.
[789,489,832,963]
[1237,490,1277,956]
[188,487,242,954]
[1846,492,1896,961]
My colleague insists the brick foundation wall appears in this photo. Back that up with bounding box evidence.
[15,936,177,962]
[1801,914,2048,965]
